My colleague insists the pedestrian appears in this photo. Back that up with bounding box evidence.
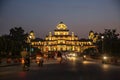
[21,48,30,71]
[36,51,44,67]
[57,51,62,64]
[25,54,30,67]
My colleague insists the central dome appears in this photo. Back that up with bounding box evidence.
[56,22,67,30]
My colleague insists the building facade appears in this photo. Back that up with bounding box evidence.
[30,22,96,53]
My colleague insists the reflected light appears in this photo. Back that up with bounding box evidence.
[19,72,26,78]
[82,61,89,64]
[102,64,109,69]
[82,61,95,64]
[21,58,24,64]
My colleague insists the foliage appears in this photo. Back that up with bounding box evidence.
[96,29,120,57]
[0,35,12,56]
[0,27,28,57]
[9,27,28,55]
[83,48,98,56]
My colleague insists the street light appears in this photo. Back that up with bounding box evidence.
[29,35,32,56]
[101,36,104,54]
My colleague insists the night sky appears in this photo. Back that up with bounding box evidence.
[0,0,120,38]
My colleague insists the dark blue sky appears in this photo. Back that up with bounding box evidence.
[0,0,120,38]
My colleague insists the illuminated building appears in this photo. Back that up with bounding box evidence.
[89,30,99,43]
[27,31,35,43]
[30,22,96,53]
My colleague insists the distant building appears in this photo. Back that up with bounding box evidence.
[27,30,36,43]
[89,30,99,43]
[30,22,96,53]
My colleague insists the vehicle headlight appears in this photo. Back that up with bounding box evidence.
[83,55,86,58]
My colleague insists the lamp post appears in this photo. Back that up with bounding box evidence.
[101,36,104,54]
[29,35,32,56]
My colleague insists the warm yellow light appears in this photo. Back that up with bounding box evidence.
[83,55,86,58]
[103,56,107,60]
[57,23,67,30]
[101,36,104,39]
[72,57,76,61]
[82,61,89,64]
[102,64,109,69]
[21,58,24,64]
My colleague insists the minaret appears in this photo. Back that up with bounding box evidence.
[72,32,74,36]
[49,32,52,36]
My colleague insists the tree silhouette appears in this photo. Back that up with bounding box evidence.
[0,27,28,58]
[9,27,28,56]
[103,29,119,56]
[96,29,120,57]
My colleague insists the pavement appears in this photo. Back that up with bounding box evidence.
[0,59,21,67]
[0,59,59,67]
[1,58,120,67]
[0,62,21,67]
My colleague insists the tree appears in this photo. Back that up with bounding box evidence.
[0,27,29,58]
[9,27,28,56]
[96,29,120,57]
[83,48,98,56]
[0,35,13,57]
[103,29,119,55]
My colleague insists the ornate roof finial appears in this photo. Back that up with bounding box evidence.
[60,21,63,24]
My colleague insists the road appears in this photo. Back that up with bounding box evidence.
[0,59,120,80]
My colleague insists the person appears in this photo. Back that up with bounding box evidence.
[57,51,62,64]
[21,49,30,71]
[36,51,44,67]
[54,52,57,60]
[21,48,28,58]
[25,54,30,67]
[62,53,68,63]
[22,54,30,71]
[39,56,44,67]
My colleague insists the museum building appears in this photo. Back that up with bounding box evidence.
[29,22,96,53]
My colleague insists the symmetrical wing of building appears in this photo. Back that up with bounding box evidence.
[29,22,96,53]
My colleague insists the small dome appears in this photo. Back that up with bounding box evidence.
[56,22,67,30]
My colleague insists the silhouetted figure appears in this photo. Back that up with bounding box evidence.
[25,55,30,67]
[57,51,62,64]
[23,54,30,71]
[36,51,44,67]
